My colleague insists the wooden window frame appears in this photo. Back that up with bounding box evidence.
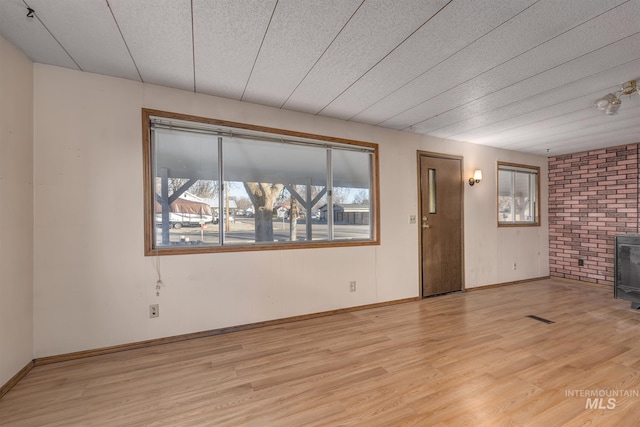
[497,161,541,227]
[143,109,380,255]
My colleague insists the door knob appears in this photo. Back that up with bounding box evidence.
[422,223,431,229]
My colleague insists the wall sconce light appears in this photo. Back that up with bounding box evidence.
[469,169,482,186]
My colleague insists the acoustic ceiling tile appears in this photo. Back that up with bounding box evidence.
[503,110,640,154]
[108,0,194,91]
[402,0,639,133]
[282,0,451,114]
[320,0,537,120]
[3,0,639,156]
[25,0,139,81]
[406,32,640,136]
[442,95,594,144]
[193,0,277,100]
[242,0,361,107]
[358,0,629,127]
[534,125,640,156]
[435,59,640,141]
[447,97,597,145]
[0,0,79,70]
[500,107,640,149]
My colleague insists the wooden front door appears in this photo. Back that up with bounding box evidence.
[419,152,464,297]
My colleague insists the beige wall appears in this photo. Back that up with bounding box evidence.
[32,64,549,358]
[419,136,549,287]
[0,37,34,385]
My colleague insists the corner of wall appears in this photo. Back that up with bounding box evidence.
[0,34,35,390]
[548,144,639,286]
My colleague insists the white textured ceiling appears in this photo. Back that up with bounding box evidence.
[1,0,639,156]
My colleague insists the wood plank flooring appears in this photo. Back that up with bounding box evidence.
[2,278,640,426]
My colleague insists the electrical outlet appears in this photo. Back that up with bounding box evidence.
[149,304,159,318]
[513,262,517,270]
[350,281,357,292]
[408,214,417,224]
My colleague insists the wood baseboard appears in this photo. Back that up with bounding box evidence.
[550,276,612,289]
[0,360,34,400]
[0,278,582,398]
[34,296,420,367]
[465,276,551,292]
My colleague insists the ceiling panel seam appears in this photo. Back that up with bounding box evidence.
[448,105,592,142]
[473,106,595,144]
[2,1,634,156]
[316,0,455,116]
[448,99,597,141]
[278,0,367,109]
[22,0,82,71]
[412,32,640,134]
[241,0,279,101]
[343,0,542,122]
[502,113,640,149]
[501,119,640,150]
[394,2,638,129]
[444,59,640,140]
[190,0,196,92]
[106,0,143,82]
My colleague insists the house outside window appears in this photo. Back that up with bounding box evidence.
[143,109,379,255]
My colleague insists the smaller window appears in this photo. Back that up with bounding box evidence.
[497,162,540,226]
[428,169,436,214]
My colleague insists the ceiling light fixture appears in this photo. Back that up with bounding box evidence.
[595,80,639,115]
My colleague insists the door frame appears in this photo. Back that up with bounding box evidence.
[416,150,466,297]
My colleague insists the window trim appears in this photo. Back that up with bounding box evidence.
[142,108,380,256]
[497,161,541,227]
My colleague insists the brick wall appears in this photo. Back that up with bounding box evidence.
[548,144,639,286]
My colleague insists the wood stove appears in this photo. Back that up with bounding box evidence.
[615,234,640,309]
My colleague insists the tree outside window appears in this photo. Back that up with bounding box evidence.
[143,109,379,255]
[497,162,540,227]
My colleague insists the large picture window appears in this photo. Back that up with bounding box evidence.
[497,162,540,227]
[143,109,379,255]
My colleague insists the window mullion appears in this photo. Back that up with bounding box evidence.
[218,136,224,245]
[327,149,333,241]
[511,171,516,223]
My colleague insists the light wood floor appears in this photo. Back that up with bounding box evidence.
[2,278,640,426]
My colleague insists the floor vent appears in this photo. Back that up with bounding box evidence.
[526,315,554,324]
